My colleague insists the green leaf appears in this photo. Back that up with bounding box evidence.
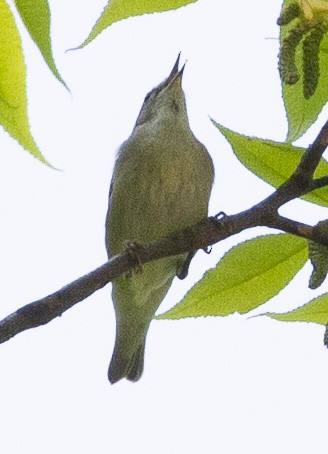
[77,0,197,49]
[0,0,49,165]
[14,0,67,89]
[264,293,328,325]
[157,234,308,319]
[214,122,328,207]
[279,0,328,141]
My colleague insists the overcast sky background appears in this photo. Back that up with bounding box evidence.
[1,0,328,452]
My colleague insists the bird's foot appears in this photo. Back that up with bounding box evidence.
[203,212,228,254]
[176,251,196,280]
[124,241,144,276]
[208,211,227,229]
[213,211,227,220]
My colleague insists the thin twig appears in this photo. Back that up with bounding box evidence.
[309,175,328,191]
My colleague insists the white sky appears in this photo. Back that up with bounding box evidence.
[1,0,328,452]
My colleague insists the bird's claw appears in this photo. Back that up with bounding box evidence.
[214,211,227,220]
[203,245,212,254]
[124,241,144,276]
[208,211,227,229]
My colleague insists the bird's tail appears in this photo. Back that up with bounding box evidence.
[108,334,147,384]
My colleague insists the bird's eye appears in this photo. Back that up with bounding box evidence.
[144,92,152,102]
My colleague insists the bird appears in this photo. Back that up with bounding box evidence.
[105,54,214,384]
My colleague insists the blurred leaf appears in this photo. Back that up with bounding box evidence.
[77,0,197,48]
[14,0,67,89]
[0,0,49,164]
[214,122,328,207]
[278,0,328,141]
[157,234,307,319]
[264,293,328,325]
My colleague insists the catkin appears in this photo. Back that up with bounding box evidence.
[308,220,328,289]
[277,2,300,26]
[324,324,328,348]
[279,24,305,85]
[302,23,327,99]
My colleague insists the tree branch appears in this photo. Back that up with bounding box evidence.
[296,119,328,179]
[2,120,328,344]
[309,175,328,191]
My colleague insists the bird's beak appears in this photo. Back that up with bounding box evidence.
[166,53,186,87]
[168,53,181,78]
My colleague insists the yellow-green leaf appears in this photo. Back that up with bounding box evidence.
[77,0,197,49]
[0,0,49,164]
[279,0,328,141]
[264,293,328,324]
[14,0,67,89]
[157,234,308,319]
[214,122,328,207]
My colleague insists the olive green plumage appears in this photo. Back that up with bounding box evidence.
[105,55,214,383]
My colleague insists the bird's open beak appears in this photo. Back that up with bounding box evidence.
[166,53,186,87]
[168,53,181,78]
